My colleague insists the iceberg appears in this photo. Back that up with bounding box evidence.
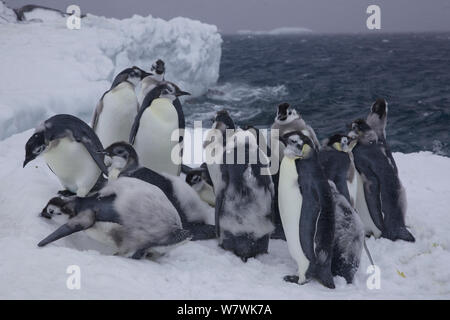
[0,7,222,139]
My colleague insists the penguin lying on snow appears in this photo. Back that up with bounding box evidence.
[24,114,109,197]
[215,130,275,262]
[328,181,364,284]
[278,131,335,288]
[349,119,414,242]
[319,134,358,206]
[104,142,216,241]
[39,177,192,259]
[129,82,190,176]
[91,66,151,148]
[185,171,216,207]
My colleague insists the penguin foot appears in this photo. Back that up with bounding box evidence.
[284,275,300,284]
[383,227,415,242]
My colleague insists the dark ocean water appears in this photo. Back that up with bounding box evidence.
[185,33,450,156]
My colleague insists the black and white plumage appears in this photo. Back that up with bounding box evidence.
[137,59,166,105]
[91,66,151,148]
[278,131,335,289]
[38,177,192,259]
[23,114,108,197]
[129,82,190,176]
[104,142,216,241]
[349,119,414,242]
[215,130,275,262]
[328,181,364,284]
[185,171,216,207]
[319,134,358,206]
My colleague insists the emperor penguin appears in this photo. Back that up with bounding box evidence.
[38,177,192,259]
[349,119,414,242]
[366,98,398,174]
[138,59,166,105]
[215,130,275,262]
[129,82,190,176]
[203,110,237,193]
[185,171,216,207]
[270,103,320,240]
[328,181,364,284]
[278,131,335,289]
[23,114,109,197]
[91,66,151,148]
[319,134,358,206]
[104,142,216,240]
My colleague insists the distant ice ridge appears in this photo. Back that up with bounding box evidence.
[237,27,312,35]
[0,8,222,139]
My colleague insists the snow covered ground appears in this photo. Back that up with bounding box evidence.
[0,130,449,299]
[0,7,222,139]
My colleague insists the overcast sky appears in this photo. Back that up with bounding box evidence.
[6,0,450,34]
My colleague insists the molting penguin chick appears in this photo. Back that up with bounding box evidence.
[23,114,108,197]
[319,134,358,206]
[38,177,192,259]
[366,98,398,174]
[203,109,237,193]
[138,59,166,105]
[328,181,364,284]
[215,130,275,262]
[349,119,414,242]
[278,131,335,288]
[92,66,151,148]
[130,82,190,176]
[271,102,320,157]
[104,142,216,240]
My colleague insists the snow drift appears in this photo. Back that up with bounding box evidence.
[0,130,449,299]
[0,7,222,139]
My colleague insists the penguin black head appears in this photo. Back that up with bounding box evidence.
[281,131,315,159]
[186,172,202,187]
[275,103,299,123]
[104,142,139,175]
[151,59,165,75]
[157,82,190,101]
[325,134,356,153]
[348,119,378,145]
[112,66,152,89]
[23,129,46,167]
[370,98,388,118]
[214,110,236,130]
[40,196,76,219]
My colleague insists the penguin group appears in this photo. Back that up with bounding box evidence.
[23,58,414,289]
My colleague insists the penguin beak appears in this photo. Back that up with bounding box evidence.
[142,71,153,79]
[23,155,34,168]
[176,90,191,97]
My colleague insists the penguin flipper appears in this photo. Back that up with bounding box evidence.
[129,86,162,144]
[91,93,107,131]
[173,98,185,144]
[38,211,95,247]
[215,184,226,238]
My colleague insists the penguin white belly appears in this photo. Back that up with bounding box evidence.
[347,170,358,207]
[134,98,180,175]
[355,172,382,237]
[278,158,310,282]
[198,183,216,207]
[96,83,138,148]
[207,163,222,193]
[44,138,101,196]
[84,222,121,248]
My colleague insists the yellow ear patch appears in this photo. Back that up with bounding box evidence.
[302,143,311,157]
[332,142,342,152]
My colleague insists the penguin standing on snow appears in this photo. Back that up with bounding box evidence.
[319,134,358,206]
[328,181,364,284]
[129,82,190,176]
[104,142,216,240]
[278,131,335,288]
[348,119,414,242]
[38,177,192,259]
[23,114,108,197]
[215,130,275,262]
[91,66,151,148]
